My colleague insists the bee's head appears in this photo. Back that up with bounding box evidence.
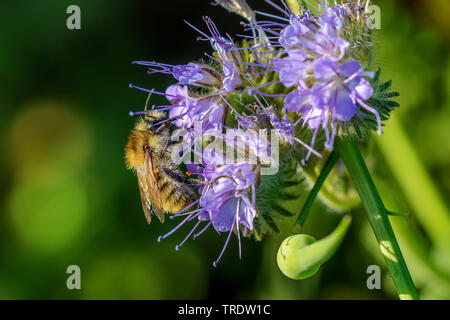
[144,110,169,131]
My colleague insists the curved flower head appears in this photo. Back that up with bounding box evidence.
[244,0,384,162]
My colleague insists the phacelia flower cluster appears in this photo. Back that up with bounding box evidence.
[128,0,396,266]
[246,0,382,161]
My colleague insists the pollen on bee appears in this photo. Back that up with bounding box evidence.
[186,171,192,176]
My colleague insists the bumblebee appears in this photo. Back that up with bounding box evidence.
[125,109,196,224]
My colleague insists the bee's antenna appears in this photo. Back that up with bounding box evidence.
[128,89,155,117]
[144,89,155,113]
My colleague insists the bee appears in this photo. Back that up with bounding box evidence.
[125,103,196,224]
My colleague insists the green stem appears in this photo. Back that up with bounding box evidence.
[294,151,339,232]
[336,138,419,300]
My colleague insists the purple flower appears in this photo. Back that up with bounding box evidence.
[156,126,289,265]
[173,63,205,84]
[157,158,259,266]
[204,18,245,93]
[222,62,244,92]
[173,63,222,87]
[133,61,222,88]
[201,162,257,230]
[199,159,259,267]
[311,26,349,61]
[165,85,224,130]
[283,58,378,159]
[284,83,330,116]
[241,1,381,160]
[314,59,374,122]
[126,0,393,268]
[272,50,310,87]
[279,13,317,51]
[165,85,192,127]
[185,16,245,93]
[277,9,349,61]
[237,105,322,160]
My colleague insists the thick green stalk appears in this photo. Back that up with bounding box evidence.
[335,138,419,300]
[294,151,339,232]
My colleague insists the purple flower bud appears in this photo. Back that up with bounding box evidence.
[173,63,205,85]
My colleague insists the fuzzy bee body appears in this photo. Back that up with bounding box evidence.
[125,110,196,224]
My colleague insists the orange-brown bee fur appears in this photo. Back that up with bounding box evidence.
[125,110,196,224]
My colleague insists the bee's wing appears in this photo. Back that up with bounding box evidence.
[145,151,165,212]
[137,172,154,224]
[136,150,165,224]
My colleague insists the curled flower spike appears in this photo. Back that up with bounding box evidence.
[248,0,384,152]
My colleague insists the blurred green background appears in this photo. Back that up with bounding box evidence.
[0,0,449,299]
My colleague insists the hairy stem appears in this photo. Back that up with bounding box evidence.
[336,138,419,300]
[294,151,339,232]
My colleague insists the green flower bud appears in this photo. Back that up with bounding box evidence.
[277,215,352,280]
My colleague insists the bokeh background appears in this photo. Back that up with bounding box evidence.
[0,0,449,299]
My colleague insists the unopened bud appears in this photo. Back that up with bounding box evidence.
[277,215,352,280]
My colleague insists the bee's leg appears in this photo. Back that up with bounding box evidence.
[162,167,190,184]
[185,173,233,186]
[164,139,180,152]
[186,177,208,185]
[155,121,171,134]
[162,167,208,186]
